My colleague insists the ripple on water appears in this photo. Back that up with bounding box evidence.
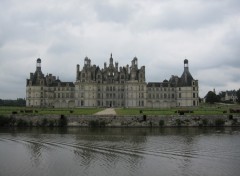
[1,128,240,176]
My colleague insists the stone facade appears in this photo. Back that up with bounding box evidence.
[146,59,199,107]
[26,58,75,108]
[26,55,199,108]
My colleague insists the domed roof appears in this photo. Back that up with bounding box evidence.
[184,59,188,64]
[37,58,41,63]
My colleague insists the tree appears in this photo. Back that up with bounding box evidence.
[205,91,219,104]
[236,89,240,103]
[218,91,226,101]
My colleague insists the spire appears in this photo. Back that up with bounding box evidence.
[110,53,113,66]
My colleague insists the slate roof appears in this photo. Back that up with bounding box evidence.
[179,69,194,86]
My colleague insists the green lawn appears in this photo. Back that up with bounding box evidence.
[0,103,239,116]
[0,107,104,115]
[115,108,176,115]
[115,103,240,116]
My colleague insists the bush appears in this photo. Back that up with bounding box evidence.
[9,116,16,126]
[176,119,182,126]
[149,121,153,127]
[179,111,184,115]
[16,119,29,127]
[202,118,208,126]
[41,118,49,127]
[48,120,56,127]
[58,115,68,127]
[159,120,165,127]
[12,111,18,114]
[143,115,147,121]
[232,118,238,125]
[99,121,106,127]
[89,120,99,128]
[88,120,106,128]
[29,121,33,127]
[0,115,10,127]
[215,118,225,126]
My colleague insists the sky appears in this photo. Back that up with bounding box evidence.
[0,0,240,99]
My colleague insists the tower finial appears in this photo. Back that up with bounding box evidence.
[184,59,189,71]
[36,58,41,71]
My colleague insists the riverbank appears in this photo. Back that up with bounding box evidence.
[1,114,240,127]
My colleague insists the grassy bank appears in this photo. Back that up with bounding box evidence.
[0,103,239,116]
[116,103,240,116]
[0,107,103,116]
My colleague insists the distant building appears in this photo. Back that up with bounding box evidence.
[26,55,199,108]
[220,90,237,102]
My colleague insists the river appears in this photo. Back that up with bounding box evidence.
[0,127,240,176]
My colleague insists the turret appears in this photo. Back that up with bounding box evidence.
[115,62,118,71]
[180,59,193,86]
[184,59,189,72]
[109,53,113,67]
[36,58,41,71]
[76,64,80,80]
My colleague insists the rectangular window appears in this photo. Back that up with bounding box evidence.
[179,93,181,98]
[148,94,151,98]
[164,94,167,99]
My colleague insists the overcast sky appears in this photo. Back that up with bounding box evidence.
[0,0,240,99]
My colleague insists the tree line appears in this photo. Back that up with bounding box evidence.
[0,98,26,106]
[205,89,240,104]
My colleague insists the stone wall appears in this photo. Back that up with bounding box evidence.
[9,114,240,127]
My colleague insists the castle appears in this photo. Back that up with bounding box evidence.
[26,54,199,108]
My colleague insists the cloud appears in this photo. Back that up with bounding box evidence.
[0,0,240,99]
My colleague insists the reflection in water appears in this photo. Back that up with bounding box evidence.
[0,127,240,176]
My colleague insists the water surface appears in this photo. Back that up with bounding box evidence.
[0,127,240,176]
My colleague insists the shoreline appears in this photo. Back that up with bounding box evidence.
[1,114,240,128]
